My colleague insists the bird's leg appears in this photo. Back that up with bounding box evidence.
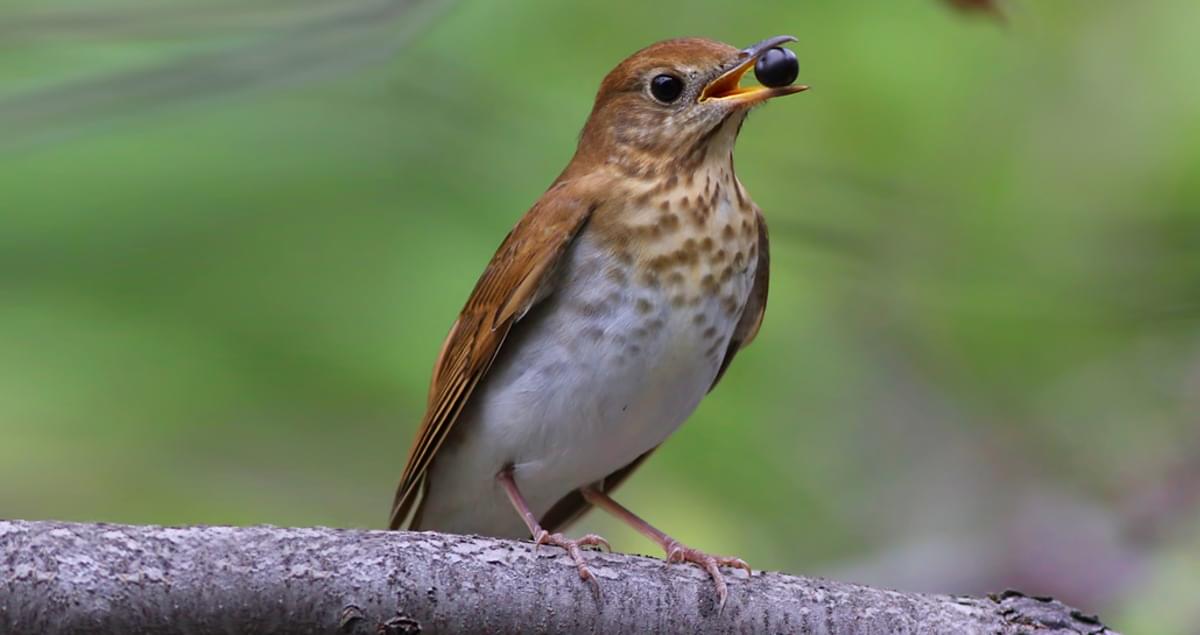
[497,468,610,585]
[581,486,750,607]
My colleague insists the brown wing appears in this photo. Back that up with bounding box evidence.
[710,209,770,392]
[388,183,597,529]
[538,211,770,533]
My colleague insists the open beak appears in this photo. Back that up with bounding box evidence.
[699,35,809,106]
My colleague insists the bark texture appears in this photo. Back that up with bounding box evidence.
[0,520,1116,634]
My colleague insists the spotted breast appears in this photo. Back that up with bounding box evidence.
[414,150,763,538]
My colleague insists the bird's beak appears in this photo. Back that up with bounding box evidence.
[699,35,809,106]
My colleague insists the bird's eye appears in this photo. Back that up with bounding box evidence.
[649,74,684,103]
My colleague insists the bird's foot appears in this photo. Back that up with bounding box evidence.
[532,530,611,585]
[662,539,751,608]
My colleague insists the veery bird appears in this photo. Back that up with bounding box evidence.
[389,35,806,606]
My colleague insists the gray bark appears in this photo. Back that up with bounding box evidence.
[0,520,1115,634]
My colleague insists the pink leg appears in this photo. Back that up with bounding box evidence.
[581,486,750,607]
[497,469,610,585]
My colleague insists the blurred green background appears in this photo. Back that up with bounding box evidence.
[2,1,1198,631]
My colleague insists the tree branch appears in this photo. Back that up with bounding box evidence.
[0,520,1116,634]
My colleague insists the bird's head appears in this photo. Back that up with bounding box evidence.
[568,36,807,179]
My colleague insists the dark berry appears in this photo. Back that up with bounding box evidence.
[754,47,798,88]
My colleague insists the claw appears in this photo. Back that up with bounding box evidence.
[662,539,751,609]
[531,528,549,556]
[577,533,612,552]
[532,531,609,588]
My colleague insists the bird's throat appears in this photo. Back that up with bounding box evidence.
[588,153,760,341]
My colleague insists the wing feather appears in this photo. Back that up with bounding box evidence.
[388,185,596,529]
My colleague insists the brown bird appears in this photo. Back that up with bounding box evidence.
[389,35,806,605]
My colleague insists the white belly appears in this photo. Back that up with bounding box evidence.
[416,215,756,537]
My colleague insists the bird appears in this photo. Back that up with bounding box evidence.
[389,35,806,606]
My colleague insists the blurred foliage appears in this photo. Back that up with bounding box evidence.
[2,1,1198,632]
